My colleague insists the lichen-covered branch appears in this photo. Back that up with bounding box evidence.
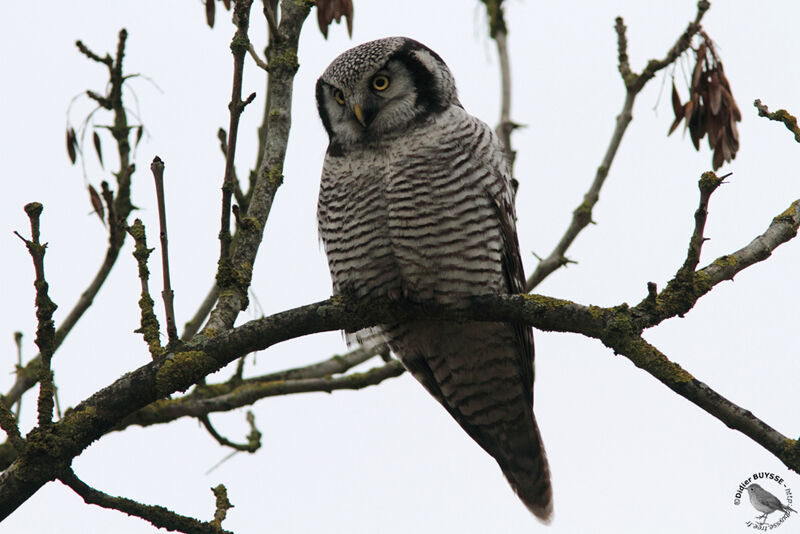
[634,197,800,329]
[59,469,233,534]
[217,0,257,272]
[14,203,58,427]
[0,177,797,517]
[526,0,710,290]
[205,0,313,332]
[0,398,24,453]
[113,344,392,432]
[679,171,725,276]
[598,336,797,470]
[126,219,165,359]
[115,359,404,431]
[754,99,800,143]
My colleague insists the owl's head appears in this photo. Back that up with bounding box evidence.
[316,37,460,149]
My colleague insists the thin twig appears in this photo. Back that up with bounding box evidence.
[12,333,22,419]
[15,203,58,427]
[248,42,268,70]
[526,2,710,290]
[217,0,256,284]
[679,171,726,275]
[216,128,246,210]
[199,410,261,453]
[151,156,178,345]
[59,469,233,534]
[117,360,405,430]
[182,284,220,342]
[754,99,800,143]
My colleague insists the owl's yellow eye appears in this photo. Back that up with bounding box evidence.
[333,89,345,105]
[371,75,390,91]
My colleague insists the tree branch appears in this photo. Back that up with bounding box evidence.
[526,1,710,290]
[5,30,138,406]
[754,99,800,143]
[205,0,312,333]
[59,469,232,534]
[199,410,261,453]
[1,191,797,516]
[151,156,179,345]
[115,359,404,431]
[217,0,256,271]
[126,219,164,359]
[14,203,58,427]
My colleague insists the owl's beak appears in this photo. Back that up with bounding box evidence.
[353,103,368,127]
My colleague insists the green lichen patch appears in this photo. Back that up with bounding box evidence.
[155,351,217,397]
[779,439,800,472]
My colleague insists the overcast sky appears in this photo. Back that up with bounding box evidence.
[1,1,799,533]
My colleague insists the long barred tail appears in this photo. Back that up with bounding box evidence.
[498,417,553,522]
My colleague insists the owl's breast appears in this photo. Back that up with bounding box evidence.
[318,108,509,305]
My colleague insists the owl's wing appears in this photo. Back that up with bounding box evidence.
[487,183,535,405]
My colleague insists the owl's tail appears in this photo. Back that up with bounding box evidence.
[496,417,553,523]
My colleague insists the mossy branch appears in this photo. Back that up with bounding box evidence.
[14,203,58,427]
[754,99,800,143]
[59,469,233,534]
[205,0,313,333]
[127,219,165,359]
[1,190,798,517]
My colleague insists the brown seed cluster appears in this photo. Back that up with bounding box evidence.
[669,34,741,170]
[317,0,353,39]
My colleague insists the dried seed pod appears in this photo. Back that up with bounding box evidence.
[317,0,354,39]
[93,130,104,168]
[66,127,77,164]
[667,33,741,170]
[88,184,106,225]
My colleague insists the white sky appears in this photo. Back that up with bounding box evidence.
[1,1,799,533]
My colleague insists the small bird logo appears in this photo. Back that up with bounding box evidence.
[747,483,797,523]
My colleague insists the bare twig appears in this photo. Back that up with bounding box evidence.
[526,1,710,290]
[12,333,22,419]
[116,360,405,430]
[15,203,58,427]
[59,469,233,534]
[754,99,800,143]
[217,0,256,287]
[249,343,385,383]
[182,284,220,342]
[150,156,178,345]
[248,42,268,70]
[679,171,726,276]
[216,128,247,211]
[199,410,261,452]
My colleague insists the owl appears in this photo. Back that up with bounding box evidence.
[316,37,552,521]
